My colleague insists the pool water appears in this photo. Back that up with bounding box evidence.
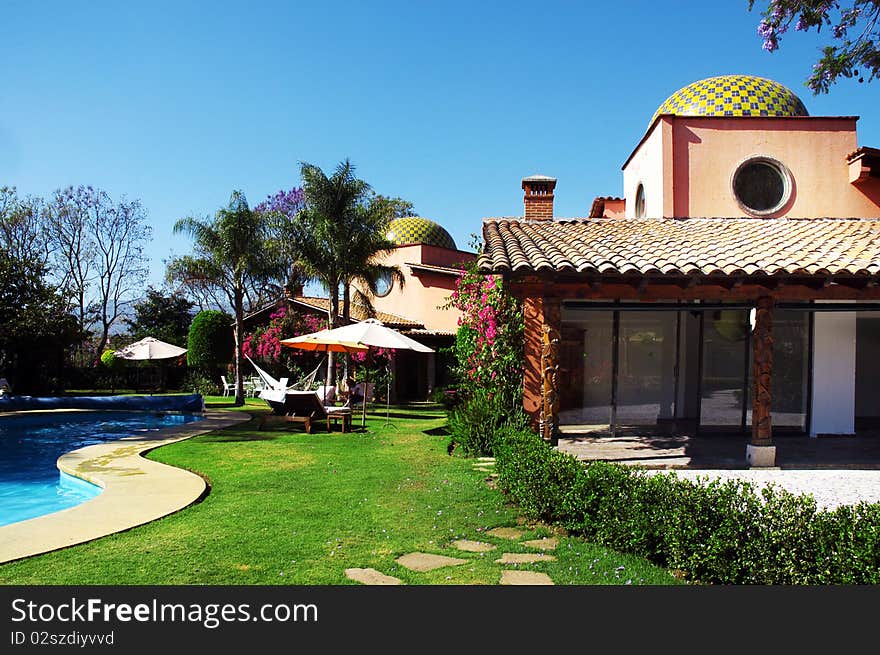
[0,411,204,527]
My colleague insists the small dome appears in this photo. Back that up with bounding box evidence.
[650,75,809,126]
[386,217,456,250]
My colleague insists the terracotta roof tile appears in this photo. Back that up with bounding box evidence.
[479,218,880,278]
[291,296,423,328]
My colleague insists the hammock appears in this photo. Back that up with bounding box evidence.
[246,356,325,402]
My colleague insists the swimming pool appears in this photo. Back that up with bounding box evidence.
[0,411,204,527]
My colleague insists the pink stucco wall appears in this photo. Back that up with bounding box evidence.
[622,119,668,218]
[364,244,476,334]
[623,116,880,218]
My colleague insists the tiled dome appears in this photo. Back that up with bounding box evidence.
[386,217,456,250]
[650,75,809,126]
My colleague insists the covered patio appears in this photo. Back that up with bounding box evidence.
[557,430,880,470]
[479,181,880,467]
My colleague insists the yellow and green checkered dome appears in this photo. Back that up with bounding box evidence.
[651,75,809,126]
[385,216,457,250]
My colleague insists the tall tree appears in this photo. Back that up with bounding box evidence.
[265,161,408,385]
[45,185,151,362]
[750,0,880,93]
[167,191,283,405]
[0,249,80,394]
[339,194,410,324]
[125,286,195,346]
[0,187,50,267]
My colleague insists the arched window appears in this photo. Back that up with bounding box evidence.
[634,184,646,218]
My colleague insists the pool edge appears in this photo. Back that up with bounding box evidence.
[0,409,251,565]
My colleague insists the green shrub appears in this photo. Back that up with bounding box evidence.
[494,425,880,585]
[182,369,219,396]
[187,310,234,372]
[99,349,123,370]
[447,389,528,457]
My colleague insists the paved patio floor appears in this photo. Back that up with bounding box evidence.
[557,432,880,509]
[557,432,880,470]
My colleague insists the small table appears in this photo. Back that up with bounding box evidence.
[326,408,352,433]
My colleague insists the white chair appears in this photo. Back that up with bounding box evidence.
[221,375,234,397]
[247,376,265,397]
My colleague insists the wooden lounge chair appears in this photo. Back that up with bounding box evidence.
[258,390,352,433]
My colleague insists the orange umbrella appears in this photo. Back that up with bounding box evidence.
[279,333,368,354]
[280,333,368,413]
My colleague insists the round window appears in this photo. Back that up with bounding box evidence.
[634,184,646,218]
[732,157,791,215]
[375,270,393,297]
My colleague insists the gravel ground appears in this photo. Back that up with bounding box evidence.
[648,469,880,510]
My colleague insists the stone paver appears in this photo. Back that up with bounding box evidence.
[396,552,468,572]
[345,568,402,585]
[485,527,524,540]
[477,457,496,463]
[451,539,496,553]
[522,537,558,551]
[0,410,251,564]
[496,552,556,564]
[500,570,554,585]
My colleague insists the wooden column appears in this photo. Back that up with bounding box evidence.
[522,297,544,424]
[540,297,561,444]
[751,296,773,445]
[746,296,777,466]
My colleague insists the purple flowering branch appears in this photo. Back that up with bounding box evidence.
[749,0,880,93]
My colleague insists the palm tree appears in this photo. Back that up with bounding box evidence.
[279,160,407,384]
[167,191,283,405]
[339,195,409,323]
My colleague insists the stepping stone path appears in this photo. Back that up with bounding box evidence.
[485,526,524,540]
[522,537,558,551]
[500,570,554,585]
[473,457,495,472]
[345,568,402,585]
[495,553,556,564]
[347,523,561,586]
[396,552,468,572]
[452,539,496,553]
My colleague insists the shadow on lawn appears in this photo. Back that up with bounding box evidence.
[373,411,445,421]
[198,430,282,443]
[422,425,450,436]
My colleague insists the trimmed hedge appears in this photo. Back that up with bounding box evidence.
[187,310,234,371]
[494,426,880,584]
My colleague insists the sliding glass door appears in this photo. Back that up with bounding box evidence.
[560,305,810,436]
[614,312,679,433]
[700,309,750,431]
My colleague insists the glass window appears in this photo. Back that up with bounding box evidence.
[634,184,646,218]
[375,270,393,297]
[733,157,791,215]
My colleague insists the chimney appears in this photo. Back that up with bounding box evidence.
[522,175,557,220]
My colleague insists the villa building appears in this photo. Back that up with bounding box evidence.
[365,216,475,399]
[479,75,880,466]
[247,216,474,401]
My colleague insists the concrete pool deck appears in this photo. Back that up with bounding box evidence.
[0,409,250,564]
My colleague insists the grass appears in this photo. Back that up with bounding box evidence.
[0,398,679,585]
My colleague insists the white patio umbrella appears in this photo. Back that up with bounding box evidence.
[281,319,434,428]
[114,337,187,394]
[114,336,187,360]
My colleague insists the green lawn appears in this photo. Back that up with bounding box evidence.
[0,399,679,585]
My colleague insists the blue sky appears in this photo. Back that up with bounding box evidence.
[3,1,879,288]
